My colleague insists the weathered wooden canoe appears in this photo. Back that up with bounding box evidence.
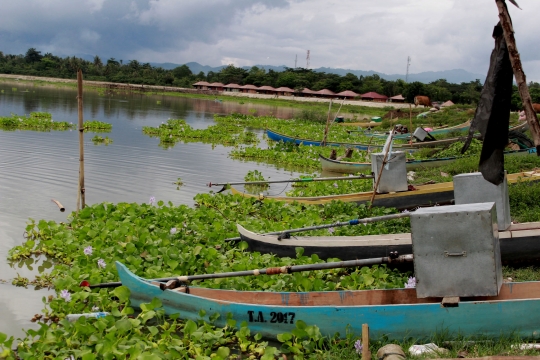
[117,261,540,340]
[267,128,456,151]
[367,121,471,140]
[230,171,540,209]
[237,222,540,265]
[338,121,382,128]
[267,122,528,151]
[320,147,538,174]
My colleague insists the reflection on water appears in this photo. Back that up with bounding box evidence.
[0,81,306,338]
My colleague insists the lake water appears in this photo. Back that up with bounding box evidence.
[0,80,306,338]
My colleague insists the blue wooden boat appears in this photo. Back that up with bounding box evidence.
[266,122,528,151]
[117,261,540,340]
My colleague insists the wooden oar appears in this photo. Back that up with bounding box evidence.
[224,212,411,242]
[208,174,374,193]
[81,254,413,289]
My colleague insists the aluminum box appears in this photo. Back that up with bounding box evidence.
[371,151,408,193]
[453,171,511,230]
[411,202,502,298]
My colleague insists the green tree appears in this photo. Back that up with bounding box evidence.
[172,64,192,79]
[25,48,42,63]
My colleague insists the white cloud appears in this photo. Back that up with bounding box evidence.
[0,0,538,81]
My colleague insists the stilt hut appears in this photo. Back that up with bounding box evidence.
[336,90,359,100]
[223,83,242,92]
[193,81,210,90]
[360,92,388,102]
[257,85,276,95]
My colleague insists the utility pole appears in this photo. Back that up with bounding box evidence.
[306,50,310,69]
[405,56,411,83]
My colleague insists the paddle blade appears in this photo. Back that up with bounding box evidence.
[216,183,231,193]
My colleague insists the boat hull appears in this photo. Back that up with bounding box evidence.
[266,123,528,151]
[237,223,540,265]
[319,148,537,174]
[117,261,540,340]
[230,171,540,210]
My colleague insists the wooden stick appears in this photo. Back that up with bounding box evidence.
[322,99,333,146]
[409,104,413,144]
[84,254,413,288]
[362,323,371,360]
[224,212,411,242]
[495,0,540,154]
[76,70,85,212]
[51,199,65,212]
[368,130,395,209]
[208,174,374,187]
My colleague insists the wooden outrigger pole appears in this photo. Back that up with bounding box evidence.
[76,70,85,211]
[495,0,540,153]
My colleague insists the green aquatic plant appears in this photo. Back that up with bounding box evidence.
[84,120,112,131]
[0,112,74,131]
[243,169,269,193]
[142,118,260,148]
[5,195,412,358]
[91,135,113,145]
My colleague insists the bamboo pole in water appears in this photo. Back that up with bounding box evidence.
[51,199,65,212]
[495,0,540,154]
[76,70,85,211]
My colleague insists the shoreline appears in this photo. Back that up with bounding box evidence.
[0,73,414,109]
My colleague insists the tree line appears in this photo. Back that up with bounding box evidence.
[1,48,539,109]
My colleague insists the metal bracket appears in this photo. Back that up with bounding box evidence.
[444,251,467,257]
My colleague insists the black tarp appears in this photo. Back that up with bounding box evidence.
[461,22,514,185]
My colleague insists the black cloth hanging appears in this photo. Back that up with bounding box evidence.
[461,21,514,185]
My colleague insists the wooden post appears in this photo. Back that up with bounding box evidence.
[368,130,395,209]
[495,0,540,153]
[409,104,413,144]
[322,99,333,146]
[362,323,371,360]
[76,70,85,211]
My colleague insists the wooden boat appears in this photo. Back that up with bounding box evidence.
[338,121,382,128]
[237,222,540,265]
[267,128,459,151]
[366,121,471,140]
[266,122,528,151]
[117,261,540,340]
[320,147,538,174]
[230,171,540,209]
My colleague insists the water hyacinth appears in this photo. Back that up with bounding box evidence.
[97,259,106,268]
[83,246,93,255]
[333,182,338,188]
[328,227,335,234]
[354,339,363,354]
[170,227,177,235]
[60,289,71,302]
[149,196,156,205]
[405,276,416,288]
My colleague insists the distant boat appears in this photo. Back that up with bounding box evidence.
[230,171,540,209]
[366,121,471,140]
[266,122,528,151]
[117,260,540,340]
[267,129,455,151]
[236,222,540,265]
[319,147,537,174]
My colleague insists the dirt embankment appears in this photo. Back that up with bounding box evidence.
[0,73,414,109]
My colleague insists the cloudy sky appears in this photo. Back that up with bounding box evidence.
[0,0,539,81]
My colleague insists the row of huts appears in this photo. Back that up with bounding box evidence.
[193,81,405,102]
